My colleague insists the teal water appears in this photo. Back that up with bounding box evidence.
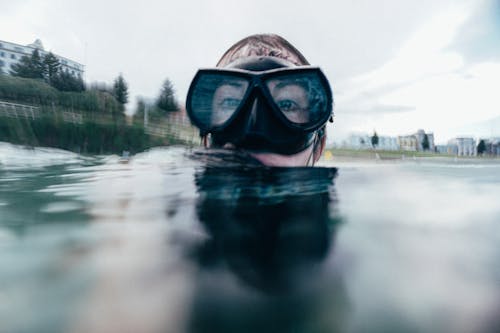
[1,142,500,333]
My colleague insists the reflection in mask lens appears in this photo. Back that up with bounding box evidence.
[266,73,327,124]
[191,75,248,127]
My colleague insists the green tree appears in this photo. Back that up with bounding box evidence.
[30,49,45,79]
[89,82,112,94]
[156,78,179,112]
[112,74,128,106]
[51,70,85,92]
[477,139,486,155]
[43,52,60,84]
[135,97,146,119]
[422,134,430,150]
[10,54,34,78]
[10,49,46,80]
[371,131,379,148]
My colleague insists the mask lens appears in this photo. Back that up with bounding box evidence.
[190,74,249,127]
[265,72,329,125]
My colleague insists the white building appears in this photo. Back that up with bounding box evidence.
[447,137,476,156]
[482,138,500,156]
[398,135,418,151]
[377,136,399,150]
[0,39,84,77]
[398,129,435,151]
[347,133,400,150]
[347,133,372,149]
[414,129,435,151]
[436,145,452,154]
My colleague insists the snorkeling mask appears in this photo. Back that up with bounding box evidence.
[186,57,334,155]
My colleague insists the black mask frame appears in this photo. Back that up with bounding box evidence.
[186,66,334,136]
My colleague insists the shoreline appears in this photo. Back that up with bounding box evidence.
[321,148,500,163]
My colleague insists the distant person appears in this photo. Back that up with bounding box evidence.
[185,34,334,166]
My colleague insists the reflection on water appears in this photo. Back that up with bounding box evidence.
[1,144,500,333]
[190,166,347,332]
[194,166,338,292]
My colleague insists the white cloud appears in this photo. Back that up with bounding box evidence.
[331,1,500,143]
[354,6,468,87]
[2,0,498,142]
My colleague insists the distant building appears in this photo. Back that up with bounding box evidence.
[415,129,435,151]
[482,138,500,156]
[398,129,435,151]
[346,133,399,150]
[398,135,418,151]
[447,137,476,156]
[435,145,452,154]
[347,133,372,149]
[0,39,84,77]
[377,136,399,150]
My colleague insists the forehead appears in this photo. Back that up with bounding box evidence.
[225,56,297,71]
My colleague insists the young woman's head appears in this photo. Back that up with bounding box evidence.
[186,34,333,166]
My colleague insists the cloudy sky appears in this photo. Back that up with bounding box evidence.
[1,0,499,144]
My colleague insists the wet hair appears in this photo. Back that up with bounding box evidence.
[216,34,310,67]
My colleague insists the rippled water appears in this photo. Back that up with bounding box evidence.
[1,142,500,333]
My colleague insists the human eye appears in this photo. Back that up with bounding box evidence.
[219,98,241,110]
[277,99,301,112]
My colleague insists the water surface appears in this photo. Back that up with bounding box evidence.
[1,142,499,333]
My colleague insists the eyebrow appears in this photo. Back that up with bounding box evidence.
[272,80,307,90]
[219,82,246,89]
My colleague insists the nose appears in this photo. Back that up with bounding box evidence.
[249,99,258,127]
[247,96,274,134]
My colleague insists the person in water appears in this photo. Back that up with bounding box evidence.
[186,34,334,166]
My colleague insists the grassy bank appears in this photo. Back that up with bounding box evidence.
[0,75,122,115]
[0,115,178,154]
[0,75,195,154]
[323,148,496,160]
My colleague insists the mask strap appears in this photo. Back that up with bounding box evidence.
[202,134,210,148]
[306,132,319,167]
